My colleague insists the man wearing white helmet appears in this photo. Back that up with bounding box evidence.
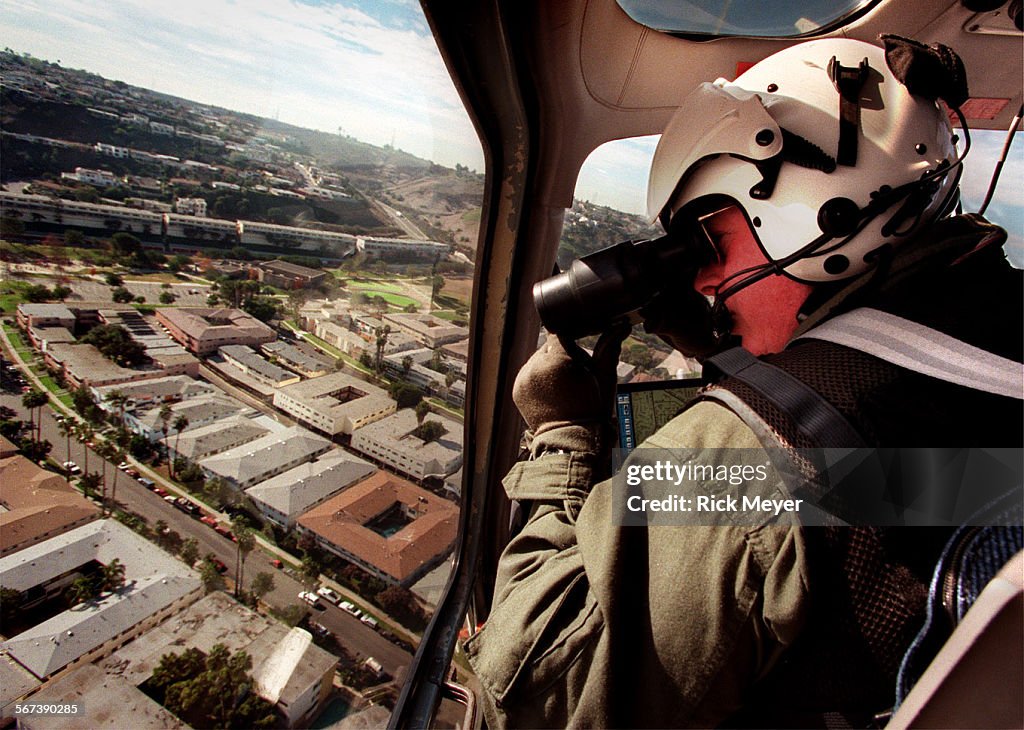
[465,36,1022,728]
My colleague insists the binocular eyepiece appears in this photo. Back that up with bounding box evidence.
[533,233,699,338]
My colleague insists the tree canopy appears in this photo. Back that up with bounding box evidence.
[389,382,423,409]
[147,644,277,729]
[411,420,447,443]
[81,324,148,367]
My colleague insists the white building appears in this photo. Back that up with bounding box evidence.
[356,236,451,260]
[350,409,463,481]
[61,167,117,187]
[174,197,208,217]
[92,374,217,414]
[94,142,130,158]
[168,414,270,463]
[245,450,376,528]
[273,373,396,436]
[0,520,201,681]
[126,393,256,443]
[219,344,300,387]
[383,312,470,348]
[199,425,332,489]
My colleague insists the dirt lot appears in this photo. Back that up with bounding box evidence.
[439,275,474,307]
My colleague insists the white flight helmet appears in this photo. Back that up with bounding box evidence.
[647,38,961,283]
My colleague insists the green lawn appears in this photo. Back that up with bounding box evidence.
[368,292,418,309]
[2,324,34,363]
[36,373,65,397]
[430,310,469,324]
[0,280,32,314]
[348,280,403,293]
[0,292,22,314]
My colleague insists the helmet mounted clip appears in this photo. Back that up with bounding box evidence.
[828,55,870,166]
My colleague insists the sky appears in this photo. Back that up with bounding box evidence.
[2,0,485,172]
[2,0,1021,262]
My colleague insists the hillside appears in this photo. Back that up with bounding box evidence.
[1,51,657,262]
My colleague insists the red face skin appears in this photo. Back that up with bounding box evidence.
[693,206,814,356]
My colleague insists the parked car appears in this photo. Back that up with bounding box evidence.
[360,614,379,630]
[62,460,81,474]
[298,591,320,607]
[316,586,341,605]
[139,477,156,489]
[214,525,234,541]
[309,621,332,639]
[153,486,167,497]
[270,559,284,569]
[363,657,385,678]
[125,468,139,478]
[174,497,200,516]
[200,516,218,528]
[210,557,228,574]
[339,601,361,618]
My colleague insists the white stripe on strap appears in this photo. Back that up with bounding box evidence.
[795,308,1024,400]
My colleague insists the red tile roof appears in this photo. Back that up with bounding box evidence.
[297,471,457,584]
[0,456,101,554]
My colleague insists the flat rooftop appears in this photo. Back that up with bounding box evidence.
[13,664,185,730]
[199,425,330,486]
[275,372,395,423]
[0,520,201,679]
[245,450,376,521]
[99,593,337,710]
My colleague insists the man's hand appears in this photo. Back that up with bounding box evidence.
[512,323,630,441]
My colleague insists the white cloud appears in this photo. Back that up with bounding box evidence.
[2,0,484,170]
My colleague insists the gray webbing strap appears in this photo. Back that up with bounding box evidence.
[704,347,867,449]
[795,308,1024,400]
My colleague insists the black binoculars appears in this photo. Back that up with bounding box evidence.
[533,234,697,338]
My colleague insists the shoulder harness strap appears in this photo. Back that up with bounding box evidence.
[703,346,867,449]
[795,308,1024,400]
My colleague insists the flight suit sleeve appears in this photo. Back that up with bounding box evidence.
[464,402,811,729]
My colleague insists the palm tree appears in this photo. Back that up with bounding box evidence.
[374,324,390,374]
[234,525,255,599]
[21,389,48,444]
[19,391,36,443]
[94,441,112,512]
[106,389,128,426]
[415,400,431,425]
[158,404,172,467]
[170,414,189,478]
[108,447,124,513]
[57,417,75,483]
[78,471,102,500]
[75,422,94,478]
[68,575,97,605]
[100,558,126,592]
